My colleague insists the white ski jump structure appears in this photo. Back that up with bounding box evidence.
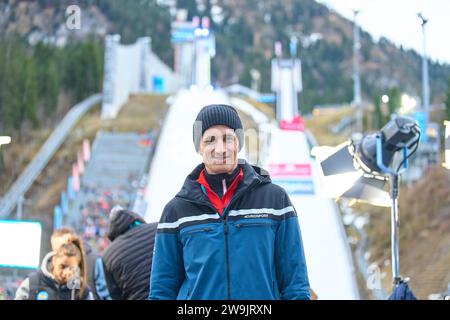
[101,35,183,119]
[265,125,360,299]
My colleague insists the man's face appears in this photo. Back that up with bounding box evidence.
[199,125,239,175]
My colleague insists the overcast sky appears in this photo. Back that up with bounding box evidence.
[316,0,450,64]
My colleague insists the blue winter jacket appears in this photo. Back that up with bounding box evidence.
[149,161,310,300]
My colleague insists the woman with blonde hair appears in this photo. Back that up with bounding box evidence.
[15,235,93,300]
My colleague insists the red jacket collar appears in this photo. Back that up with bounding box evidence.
[197,167,244,215]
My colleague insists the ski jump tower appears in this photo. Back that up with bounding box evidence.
[101,35,182,119]
[271,37,303,128]
[171,11,215,90]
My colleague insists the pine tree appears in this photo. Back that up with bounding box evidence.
[387,87,401,117]
[374,94,385,129]
[63,40,103,102]
[445,77,450,120]
[21,56,39,128]
[0,148,4,173]
[0,37,38,130]
[34,43,61,114]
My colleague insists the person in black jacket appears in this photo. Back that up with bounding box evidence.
[100,207,157,300]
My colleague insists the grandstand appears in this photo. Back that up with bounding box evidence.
[67,131,154,254]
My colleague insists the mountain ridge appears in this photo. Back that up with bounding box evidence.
[1,0,449,113]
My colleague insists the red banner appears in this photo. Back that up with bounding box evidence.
[269,163,312,177]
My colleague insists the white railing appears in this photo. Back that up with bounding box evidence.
[0,94,102,218]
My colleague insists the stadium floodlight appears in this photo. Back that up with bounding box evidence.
[417,12,428,26]
[201,28,210,37]
[194,28,203,37]
[418,12,430,136]
[312,116,421,287]
[0,136,11,149]
[352,8,362,133]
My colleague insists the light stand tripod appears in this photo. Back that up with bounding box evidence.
[376,135,412,288]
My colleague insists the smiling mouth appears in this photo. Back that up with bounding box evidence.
[211,157,231,164]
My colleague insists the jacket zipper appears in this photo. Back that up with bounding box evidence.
[178,180,260,301]
[223,218,231,300]
[177,197,232,299]
[220,180,260,301]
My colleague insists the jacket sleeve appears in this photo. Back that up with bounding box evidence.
[275,191,310,300]
[94,258,112,300]
[14,278,30,300]
[149,208,185,300]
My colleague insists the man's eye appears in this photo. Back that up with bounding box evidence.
[205,137,215,143]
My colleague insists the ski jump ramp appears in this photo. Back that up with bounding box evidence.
[143,89,360,299]
[266,127,360,299]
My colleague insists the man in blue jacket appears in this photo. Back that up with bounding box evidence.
[149,104,310,300]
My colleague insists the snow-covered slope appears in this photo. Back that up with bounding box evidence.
[266,127,360,299]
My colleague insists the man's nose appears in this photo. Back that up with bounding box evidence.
[214,140,226,154]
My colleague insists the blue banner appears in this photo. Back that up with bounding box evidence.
[171,30,195,42]
[272,179,315,195]
[413,111,428,143]
[61,192,68,216]
[153,76,165,94]
[68,176,75,201]
[54,206,63,230]
[258,94,276,103]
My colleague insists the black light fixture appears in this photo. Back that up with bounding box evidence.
[355,116,421,174]
[312,116,421,288]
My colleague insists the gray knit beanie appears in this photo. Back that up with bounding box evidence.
[193,104,244,152]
